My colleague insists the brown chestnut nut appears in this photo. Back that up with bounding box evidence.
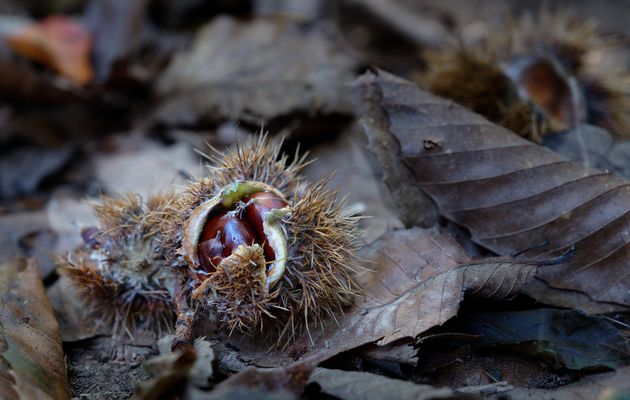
[196,191,288,272]
[244,192,288,261]
[198,238,223,273]
[199,210,256,271]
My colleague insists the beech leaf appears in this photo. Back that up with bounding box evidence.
[314,228,536,349]
[155,16,358,127]
[354,70,630,310]
[200,362,316,400]
[0,258,69,399]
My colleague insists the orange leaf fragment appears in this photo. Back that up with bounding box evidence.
[7,15,93,85]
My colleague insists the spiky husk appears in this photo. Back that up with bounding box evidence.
[510,10,630,135]
[418,45,533,137]
[192,244,272,333]
[419,10,630,137]
[186,134,308,207]
[172,135,361,342]
[58,193,179,339]
[279,180,361,340]
[507,10,604,74]
[161,134,310,259]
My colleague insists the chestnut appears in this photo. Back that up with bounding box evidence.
[244,191,288,261]
[195,190,287,273]
[201,210,256,257]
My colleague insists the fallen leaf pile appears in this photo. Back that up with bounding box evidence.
[0,1,629,399]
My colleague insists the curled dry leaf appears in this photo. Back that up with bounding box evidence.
[195,361,316,400]
[84,0,147,82]
[309,367,454,400]
[357,340,418,368]
[237,228,536,366]
[46,275,110,342]
[0,258,69,400]
[155,16,359,127]
[353,70,630,311]
[7,15,93,85]
[132,337,214,400]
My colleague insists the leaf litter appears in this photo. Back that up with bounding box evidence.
[228,227,538,366]
[154,15,360,131]
[0,1,629,399]
[354,69,630,311]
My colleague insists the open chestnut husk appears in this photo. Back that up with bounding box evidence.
[58,135,362,345]
[167,136,361,339]
[182,181,289,290]
[418,10,630,140]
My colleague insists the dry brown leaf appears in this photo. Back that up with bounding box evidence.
[155,16,359,127]
[0,258,69,399]
[7,15,93,85]
[47,275,109,342]
[309,367,454,400]
[189,360,316,400]
[0,211,49,265]
[354,70,630,311]
[315,228,535,347]
[237,228,535,366]
[508,365,630,400]
[357,340,418,367]
[132,337,214,400]
[94,136,201,198]
[84,0,147,82]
